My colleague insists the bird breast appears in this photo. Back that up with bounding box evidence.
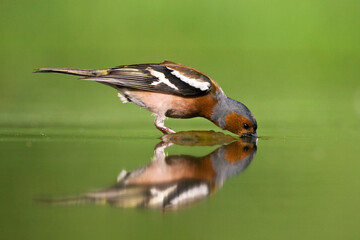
[122,90,217,119]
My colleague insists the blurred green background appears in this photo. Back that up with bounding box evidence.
[0,0,360,239]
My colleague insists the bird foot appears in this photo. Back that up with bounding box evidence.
[154,115,176,134]
[156,126,176,134]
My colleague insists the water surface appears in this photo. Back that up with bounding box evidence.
[1,122,359,239]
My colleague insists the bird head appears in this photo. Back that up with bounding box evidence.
[212,98,257,137]
[224,112,257,137]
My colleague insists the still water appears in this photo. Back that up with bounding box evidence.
[36,131,256,210]
[1,125,359,240]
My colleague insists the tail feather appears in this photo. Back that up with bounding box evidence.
[34,196,94,205]
[33,68,108,77]
[34,186,150,208]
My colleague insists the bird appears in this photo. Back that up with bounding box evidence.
[34,60,257,136]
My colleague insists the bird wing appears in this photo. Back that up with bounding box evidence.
[82,61,212,97]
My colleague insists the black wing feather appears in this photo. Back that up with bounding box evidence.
[83,64,211,97]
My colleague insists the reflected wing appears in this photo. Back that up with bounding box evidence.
[83,61,212,97]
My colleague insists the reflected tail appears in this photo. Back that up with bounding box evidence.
[35,186,150,208]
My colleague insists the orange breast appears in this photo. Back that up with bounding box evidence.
[127,90,218,119]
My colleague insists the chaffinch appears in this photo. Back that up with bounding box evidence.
[34,61,257,136]
[38,131,257,210]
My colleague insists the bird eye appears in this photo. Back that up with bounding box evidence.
[243,146,249,152]
[243,123,250,129]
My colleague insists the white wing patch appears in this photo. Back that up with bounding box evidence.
[117,91,128,103]
[148,68,179,90]
[149,185,177,206]
[170,184,209,206]
[169,69,211,91]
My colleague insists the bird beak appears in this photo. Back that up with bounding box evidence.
[241,132,258,138]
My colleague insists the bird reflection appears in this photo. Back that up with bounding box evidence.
[41,131,257,210]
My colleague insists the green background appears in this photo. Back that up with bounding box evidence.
[0,0,359,239]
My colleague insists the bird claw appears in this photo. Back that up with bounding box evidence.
[154,115,176,134]
[156,126,176,135]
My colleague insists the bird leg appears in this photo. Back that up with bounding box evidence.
[154,115,176,134]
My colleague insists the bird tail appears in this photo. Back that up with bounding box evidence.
[34,186,151,208]
[35,195,99,206]
[33,68,108,77]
